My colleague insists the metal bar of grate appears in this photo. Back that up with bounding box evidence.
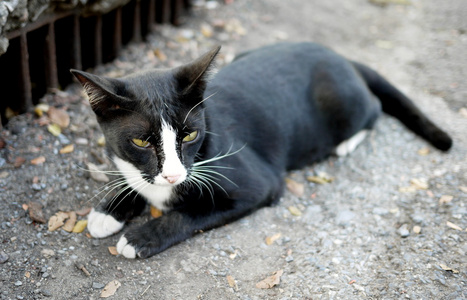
[0,0,188,125]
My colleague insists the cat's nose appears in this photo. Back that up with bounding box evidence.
[163,174,181,184]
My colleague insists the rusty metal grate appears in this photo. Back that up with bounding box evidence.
[0,0,189,126]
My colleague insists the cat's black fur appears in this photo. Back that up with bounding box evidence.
[71,42,452,259]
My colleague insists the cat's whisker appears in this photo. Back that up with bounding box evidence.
[193,144,246,167]
[189,173,215,200]
[192,166,238,187]
[86,177,129,205]
[183,92,218,124]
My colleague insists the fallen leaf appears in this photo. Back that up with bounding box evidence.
[30,156,46,165]
[265,233,282,245]
[62,211,77,232]
[226,275,237,289]
[22,204,28,211]
[75,207,92,216]
[446,221,463,231]
[150,206,163,218]
[399,186,417,193]
[28,202,47,224]
[459,186,467,193]
[48,212,69,231]
[25,271,31,278]
[48,107,70,128]
[154,49,167,62]
[285,178,304,197]
[413,225,421,234]
[201,23,214,38]
[87,163,110,183]
[14,157,26,168]
[256,270,284,289]
[41,249,55,258]
[375,40,394,49]
[417,147,430,156]
[100,280,121,298]
[307,172,334,184]
[459,107,467,118]
[72,220,88,233]
[439,264,460,274]
[410,178,429,190]
[97,136,106,147]
[59,144,74,154]
[47,124,61,137]
[439,195,453,204]
[108,246,118,256]
[34,104,49,117]
[349,279,356,284]
[288,206,302,217]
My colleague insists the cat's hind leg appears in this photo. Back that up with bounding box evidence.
[334,130,369,156]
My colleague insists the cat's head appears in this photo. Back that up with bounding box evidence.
[71,46,220,191]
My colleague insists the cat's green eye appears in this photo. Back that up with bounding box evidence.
[182,131,198,143]
[132,138,151,148]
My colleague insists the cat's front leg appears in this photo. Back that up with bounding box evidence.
[87,186,147,238]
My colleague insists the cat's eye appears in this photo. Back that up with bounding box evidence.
[132,138,151,148]
[182,131,198,143]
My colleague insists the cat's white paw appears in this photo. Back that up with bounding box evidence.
[116,235,136,259]
[335,130,368,156]
[87,209,124,238]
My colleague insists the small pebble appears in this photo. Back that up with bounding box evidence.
[41,289,52,297]
[0,251,8,264]
[14,281,22,286]
[285,255,294,263]
[397,224,410,238]
[92,282,105,289]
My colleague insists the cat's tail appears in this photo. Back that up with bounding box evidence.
[352,61,453,151]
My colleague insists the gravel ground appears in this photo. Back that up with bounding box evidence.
[1,0,466,299]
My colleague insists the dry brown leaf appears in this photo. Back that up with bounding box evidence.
[48,107,70,128]
[30,156,46,165]
[62,211,77,232]
[439,195,453,204]
[150,206,163,218]
[459,186,467,193]
[288,206,302,217]
[417,147,430,156]
[100,280,121,298]
[285,178,304,197]
[14,157,26,168]
[25,271,31,278]
[265,233,282,245]
[28,202,47,224]
[108,246,119,256]
[256,270,284,289]
[154,49,167,62]
[399,186,417,193]
[307,172,334,185]
[47,124,61,136]
[459,107,467,118]
[72,220,88,233]
[410,178,429,190]
[226,275,237,289]
[48,212,69,231]
[87,163,110,183]
[201,23,214,38]
[413,225,421,234]
[22,204,28,211]
[446,221,463,231]
[439,264,460,274]
[75,207,92,216]
[59,144,74,154]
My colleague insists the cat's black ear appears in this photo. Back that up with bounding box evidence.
[175,45,221,96]
[70,69,126,116]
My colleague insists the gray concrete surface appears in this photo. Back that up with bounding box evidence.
[0,0,466,299]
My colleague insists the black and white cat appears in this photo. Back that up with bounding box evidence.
[71,42,452,259]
